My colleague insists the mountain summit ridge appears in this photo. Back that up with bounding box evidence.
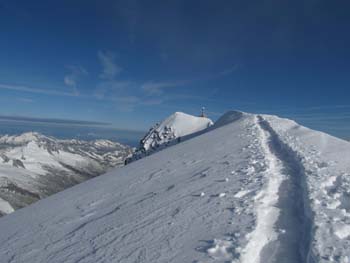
[1,111,350,262]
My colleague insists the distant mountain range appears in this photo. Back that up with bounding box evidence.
[0,132,132,216]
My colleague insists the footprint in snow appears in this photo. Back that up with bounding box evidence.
[206,239,233,260]
[192,192,206,197]
[316,161,328,169]
[220,160,230,166]
[215,178,229,183]
[166,185,175,191]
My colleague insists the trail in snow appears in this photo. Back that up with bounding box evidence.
[257,117,311,263]
[263,114,350,262]
[239,116,311,263]
[239,116,286,263]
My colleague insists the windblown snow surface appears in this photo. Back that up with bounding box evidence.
[1,111,350,263]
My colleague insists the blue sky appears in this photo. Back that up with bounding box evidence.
[0,0,350,137]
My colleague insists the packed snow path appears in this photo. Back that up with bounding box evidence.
[240,116,311,263]
[1,111,350,262]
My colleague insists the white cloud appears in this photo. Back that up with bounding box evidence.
[63,76,75,87]
[64,65,88,96]
[0,83,79,97]
[98,50,122,80]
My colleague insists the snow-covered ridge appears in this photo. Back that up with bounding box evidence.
[0,132,132,216]
[1,111,350,262]
[212,110,244,128]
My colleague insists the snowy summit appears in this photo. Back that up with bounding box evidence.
[140,111,213,151]
[129,111,213,162]
[0,110,350,263]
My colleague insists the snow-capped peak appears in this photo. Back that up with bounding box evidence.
[139,111,213,152]
[0,132,52,145]
[157,111,213,137]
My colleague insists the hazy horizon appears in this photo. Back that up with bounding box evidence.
[0,110,349,144]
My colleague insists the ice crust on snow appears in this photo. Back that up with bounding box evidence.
[0,111,350,262]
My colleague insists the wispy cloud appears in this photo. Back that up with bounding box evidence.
[95,50,137,110]
[140,65,237,99]
[0,83,79,97]
[98,50,122,80]
[64,65,88,96]
[95,83,166,112]
[218,65,239,76]
[94,50,238,112]
[95,50,169,111]
[17,98,34,103]
[0,115,110,126]
[112,96,141,112]
[94,80,134,99]
[141,81,182,96]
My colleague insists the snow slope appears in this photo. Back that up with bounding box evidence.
[0,132,132,216]
[0,111,350,262]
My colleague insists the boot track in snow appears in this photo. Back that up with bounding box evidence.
[239,116,314,263]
